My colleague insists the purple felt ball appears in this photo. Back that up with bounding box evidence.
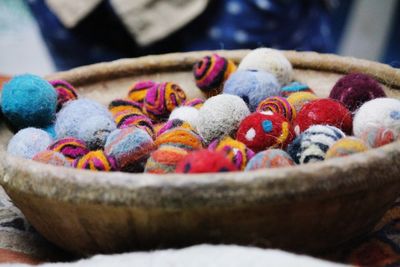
[329,73,386,112]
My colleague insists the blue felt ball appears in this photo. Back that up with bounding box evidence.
[78,115,116,150]
[7,128,53,159]
[1,74,57,129]
[55,98,113,139]
[223,69,280,111]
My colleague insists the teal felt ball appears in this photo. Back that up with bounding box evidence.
[1,74,57,129]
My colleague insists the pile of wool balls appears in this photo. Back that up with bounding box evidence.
[3,48,400,174]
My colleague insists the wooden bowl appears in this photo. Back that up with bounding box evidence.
[1,50,400,256]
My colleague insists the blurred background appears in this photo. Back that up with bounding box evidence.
[0,0,399,76]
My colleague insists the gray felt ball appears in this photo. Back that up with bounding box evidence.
[55,98,113,139]
[7,127,53,159]
[197,94,250,143]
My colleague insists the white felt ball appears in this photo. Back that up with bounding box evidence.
[238,48,293,86]
[7,128,53,159]
[169,106,199,129]
[197,94,250,143]
[353,98,400,138]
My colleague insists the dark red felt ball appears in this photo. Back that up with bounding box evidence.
[175,149,238,173]
[236,112,295,153]
[329,73,386,112]
[293,98,352,135]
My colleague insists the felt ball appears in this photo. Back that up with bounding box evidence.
[245,149,295,171]
[184,98,204,109]
[7,128,53,159]
[223,69,280,111]
[175,149,238,173]
[32,150,70,167]
[287,92,318,113]
[208,136,254,170]
[293,98,352,135]
[127,80,157,103]
[144,145,188,174]
[237,112,295,153]
[49,79,78,111]
[197,94,250,143]
[156,127,204,151]
[193,54,237,96]
[154,122,166,136]
[74,150,118,171]
[108,99,143,116]
[156,119,194,137]
[48,137,89,162]
[143,82,187,120]
[353,98,400,146]
[325,137,368,159]
[78,115,116,150]
[169,106,199,129]
[55,99,112,139]
[280,82,314,97]
[329,73,386,112]
[238,48,293,86]
[287,125,345,164]
[113,110,155,139]
[358,126,400,148]
[1,74,57,129]
[104,127,155,172]
[256,96,296,122]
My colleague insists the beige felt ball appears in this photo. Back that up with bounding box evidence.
[238,48,293,86]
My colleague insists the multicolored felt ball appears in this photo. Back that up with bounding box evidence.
[223,69,280,111]
[184,98,204,109]
[49,79,78,111]
[78,115,116,150]
[353,98,400,145]
[286,92,318,113]
[280,82,314,97]
[2,74,57,129]
[113,110,155,139]
[245,149,295,171]
[143,82,187,120]
[208,136,254,170]
[48,137,89,162]
[104,127,156,172]
[329,73,386,112]
[127,80,157,103]
[144,145,188,174]
[238,48,293,86]
[237,112,295,152]
[7,128,53,159]
[293,98,352,135]
[155,127,204,151]
[74,150,118,171]
[156,119,194,137]
[108,99,143,116]
[193,54,237,96]
[256,96,296,122]
[32,150,70,167]
[175,149,238,173]
[287,125,345,164]
[325,137,368,159]
[197,94,250,143]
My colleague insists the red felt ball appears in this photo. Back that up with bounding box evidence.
[293,98,352,135]
[175,149,238,173]
[236,112,295,153]
[329,73,386,112]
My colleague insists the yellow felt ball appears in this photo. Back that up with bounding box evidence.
[287,92,318,113]
[326,137,368,159]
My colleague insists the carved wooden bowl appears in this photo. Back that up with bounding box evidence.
[1,50,400,256]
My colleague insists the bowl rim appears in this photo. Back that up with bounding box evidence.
[1,49,400,208]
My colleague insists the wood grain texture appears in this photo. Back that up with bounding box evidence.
[0,50,400,256]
